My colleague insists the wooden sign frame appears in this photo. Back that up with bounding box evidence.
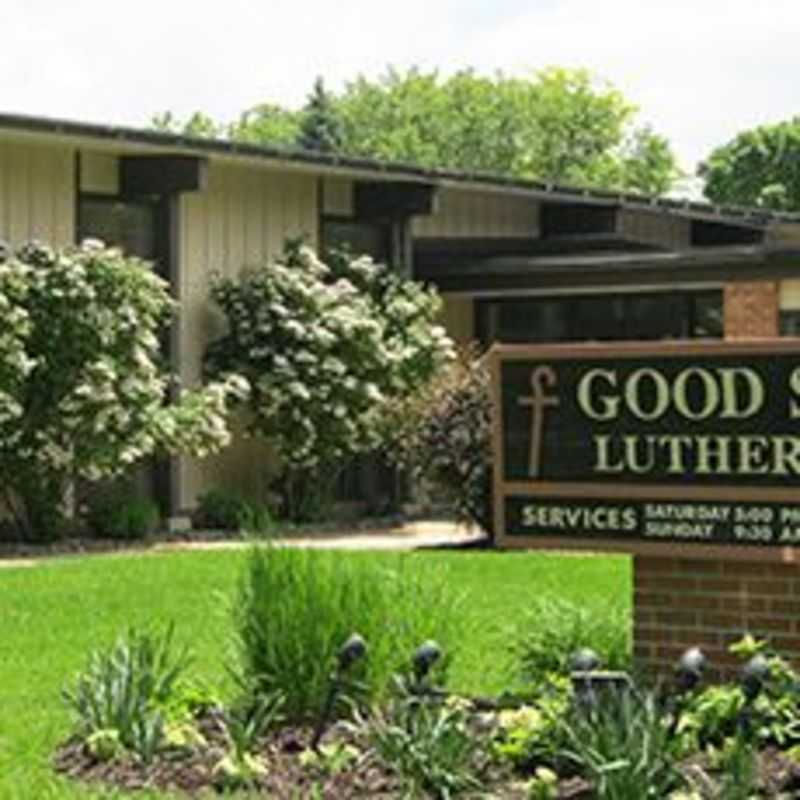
[490,339,800,563]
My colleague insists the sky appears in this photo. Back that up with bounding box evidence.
[2,0,799,178]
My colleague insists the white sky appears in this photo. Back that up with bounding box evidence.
[2,0,799,177]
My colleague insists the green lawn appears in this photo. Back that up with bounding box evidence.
[0,547,629,798]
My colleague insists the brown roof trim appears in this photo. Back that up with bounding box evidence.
[419,245,800,293]
[2,110,799,228]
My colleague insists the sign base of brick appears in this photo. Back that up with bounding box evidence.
[634,554,800,682]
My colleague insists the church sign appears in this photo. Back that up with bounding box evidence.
[490,341,800,551]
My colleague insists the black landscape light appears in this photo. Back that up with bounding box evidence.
[676,647,707,693]
[570,648,601,673]
[740,654,770,703]
[412,640,442,683]
[667,647,708,738]
[311,632,368,750]
[737,653,771,739]
[337,633,367,671]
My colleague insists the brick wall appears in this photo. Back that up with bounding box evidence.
[633,555,800,681]
[724,281,779,339]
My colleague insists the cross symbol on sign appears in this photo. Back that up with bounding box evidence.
[519,366,560,478]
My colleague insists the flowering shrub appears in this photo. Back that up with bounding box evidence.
[383,347,493,535]
[205,240,454,519]
[0,240,247,540]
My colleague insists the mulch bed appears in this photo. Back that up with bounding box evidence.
[53,711,531,799]
[52,709,800,799]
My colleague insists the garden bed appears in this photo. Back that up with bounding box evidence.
[51,702,800,799]
[53,713,531,799]
[45,546,800,799]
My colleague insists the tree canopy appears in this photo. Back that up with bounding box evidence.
[700,117,800,212]
[152,66,680,195]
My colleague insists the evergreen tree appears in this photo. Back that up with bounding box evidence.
[296,77,344,153]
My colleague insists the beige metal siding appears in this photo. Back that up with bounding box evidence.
[0,140,74,246]
[413,187,539,238]
[323,177,353,216]
[80,152,119,195]
[441,295,475,346]
[178,162,318,510]
[780,280,800,311]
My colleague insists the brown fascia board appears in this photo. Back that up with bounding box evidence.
[420,245,800,281]
[2,110,800,230]
[423,247,800,294]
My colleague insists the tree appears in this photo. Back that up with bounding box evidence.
[228,104,302,148]
[0,240,247,540]
[333,67,679,194]
[700,118,800,211]
[204,240,454,521]
[151,66,680,194]
[382,347,493,537]
[296,77,344,153]
[151,110,225,139]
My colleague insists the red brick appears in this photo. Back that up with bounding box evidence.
[746,581,791,597]
[747,617,793,634]
[722,562,769,577]
[634,557,680,574]
[700,578,744,594]
[698,614,744,630]
[724,282,779,338]
[655,610,697,627]
[676,559,720,574]
[769,599,800,615]
[672,594,720,610]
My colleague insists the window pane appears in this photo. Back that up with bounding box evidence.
[692,293,724,338]
[780,310,800,336]
[322,221,389,262]
[624,294,686,340]
[482,290,723,345]
[78,199,156,260]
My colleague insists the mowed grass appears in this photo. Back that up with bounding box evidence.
[0,547,629,798]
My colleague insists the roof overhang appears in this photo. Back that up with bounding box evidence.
[2,111,800,233]
[417,245,800,294]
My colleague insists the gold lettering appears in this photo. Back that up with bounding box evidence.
[695,436,732,474]
[719,368,764,419]
[594,435,624,473]
[577,369,619,421]
[737,435,770,475]
[771,436,800,476]
[674,368,719,420]
[625,369,670,421]
[658,435,694,473]
[624,435,656,474]
[790,367,800,419]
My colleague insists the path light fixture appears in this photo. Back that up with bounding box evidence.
[337,633,367,671]
[676,647,707,693]
[667,647,708,738]
[740,654,770,702]
[738,653,771,739]
[569,648,601,673]
[413,640,442,683]
[311,632,368,751]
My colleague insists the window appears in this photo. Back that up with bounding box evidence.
[477,291,723,345]
[321,218,395,505]
[78,197,158,261]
